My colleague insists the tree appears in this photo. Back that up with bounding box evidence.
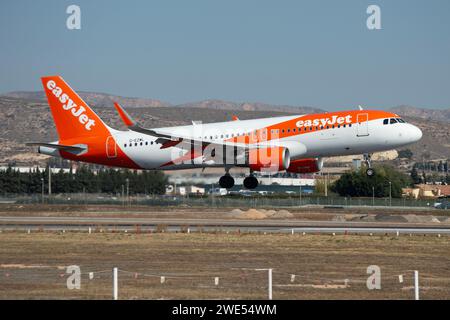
[0,165,167,195]
[398,149,413,159]
[410,166,421,185]
[331,165,412,198]
[422,171,427,184]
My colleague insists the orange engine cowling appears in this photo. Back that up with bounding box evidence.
[247,147,290,172]
[286,158,323,173]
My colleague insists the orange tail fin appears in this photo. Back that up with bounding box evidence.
[41,76,110,140]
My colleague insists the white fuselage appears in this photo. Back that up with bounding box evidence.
[110,112,422,170]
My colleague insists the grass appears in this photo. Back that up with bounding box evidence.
[0,231,449,300]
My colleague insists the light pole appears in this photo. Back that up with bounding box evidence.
[48,165,52,196]
[372,186,375,206]
[126,178,129,206]
[299,184,302,206]
[389,181,392,207]
[121,184,125,206]
[41,178,44,204]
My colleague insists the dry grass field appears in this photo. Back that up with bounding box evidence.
[0,231,449,300]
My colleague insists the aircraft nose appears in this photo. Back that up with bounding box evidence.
[409,124,422,142]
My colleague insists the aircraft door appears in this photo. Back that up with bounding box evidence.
[356,113,369,137]
[106,136,117,158]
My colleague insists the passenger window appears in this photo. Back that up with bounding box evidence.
[343,124,346,128]
[124,144,127,147]
[383,119,389,125]
[390,118,397,124]
[349,124,352,127]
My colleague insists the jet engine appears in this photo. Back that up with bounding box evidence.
[247,147,290,172]
[286,158,323,173]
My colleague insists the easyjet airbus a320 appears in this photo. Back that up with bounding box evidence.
[28,76,423,189]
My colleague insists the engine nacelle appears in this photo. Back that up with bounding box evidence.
[247,147,290,172]
[286,158,323,173]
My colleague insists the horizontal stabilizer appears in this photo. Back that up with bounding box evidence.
[26,142,86,153]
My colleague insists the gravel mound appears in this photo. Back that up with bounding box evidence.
[227,209,244,217]
[271,210,294,218]
[404,215,440,223]
[227,208,293,219]
[239,209,267,220]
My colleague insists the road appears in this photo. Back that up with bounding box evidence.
[0,216,449,234]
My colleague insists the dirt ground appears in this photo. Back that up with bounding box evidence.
[0,231,449,300]
[0,204,447,221]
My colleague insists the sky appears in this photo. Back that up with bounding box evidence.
[1,0,450,110]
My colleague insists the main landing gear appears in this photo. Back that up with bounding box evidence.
[219,174,235,189]
[243,175,259,189]
[364,153,375,177]
[218,171,259,190]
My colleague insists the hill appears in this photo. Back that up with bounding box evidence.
[1,91,323,114]
[389,105,450,123]
[1,91,170,108]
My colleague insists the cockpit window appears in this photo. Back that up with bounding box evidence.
[383,119,389,125]
[397,118,406,123]
[390,118,398,124]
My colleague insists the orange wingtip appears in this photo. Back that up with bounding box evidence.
[113,102,135,127]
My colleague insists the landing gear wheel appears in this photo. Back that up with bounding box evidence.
[363,153,374,177]
[243,175,259,189]
[366,168,375,177]
[219,175,235,189]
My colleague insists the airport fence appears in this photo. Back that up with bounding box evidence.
[0,193,435,208]
[1,264,448,300]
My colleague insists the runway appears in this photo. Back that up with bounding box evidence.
[0,216,449,235]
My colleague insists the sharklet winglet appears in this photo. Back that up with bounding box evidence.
[113,102,136,127]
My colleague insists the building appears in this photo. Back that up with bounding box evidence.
[403,184,450,199]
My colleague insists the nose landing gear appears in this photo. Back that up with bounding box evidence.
[364,153,375,177]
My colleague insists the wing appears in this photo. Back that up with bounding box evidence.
[113,102,249,150]
[113,102,308,166]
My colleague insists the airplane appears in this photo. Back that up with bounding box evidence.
[27,76,423,190]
